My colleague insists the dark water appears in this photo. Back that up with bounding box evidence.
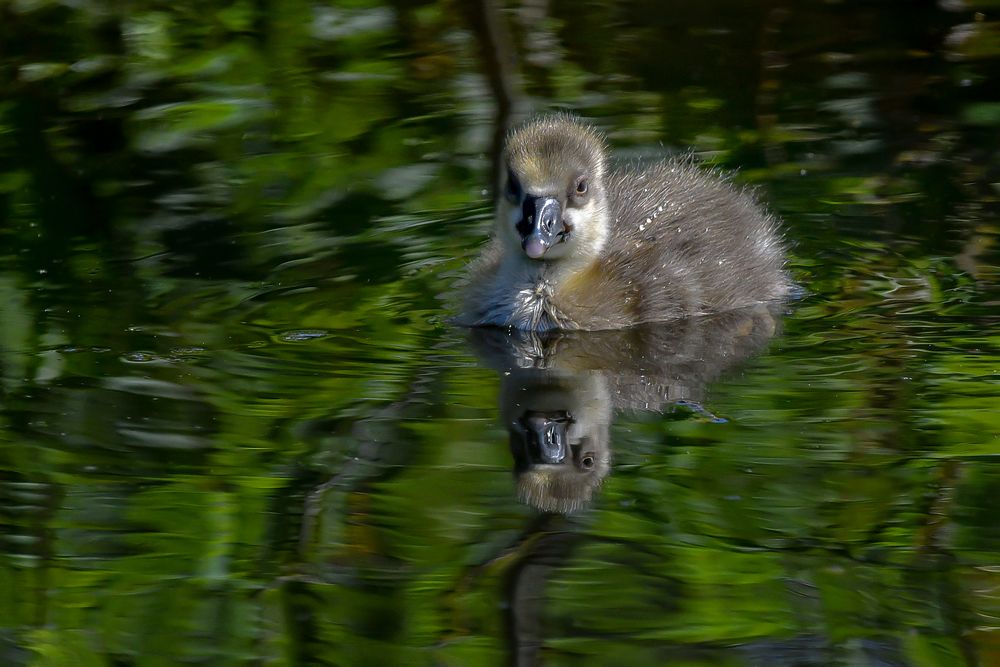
[1,1,999,665]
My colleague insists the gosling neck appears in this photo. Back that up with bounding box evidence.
[502,246,601,291]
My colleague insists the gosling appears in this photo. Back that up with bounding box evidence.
[460,114,789,331]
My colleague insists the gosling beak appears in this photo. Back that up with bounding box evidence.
[518,196,563,259]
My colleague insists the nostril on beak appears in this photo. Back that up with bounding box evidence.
[536,198,561,234]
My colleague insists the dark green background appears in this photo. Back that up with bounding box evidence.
[1,0,998,665]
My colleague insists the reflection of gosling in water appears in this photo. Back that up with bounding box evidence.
[503,372,612,514]
[472,305,782,513]
[462,114,789,331]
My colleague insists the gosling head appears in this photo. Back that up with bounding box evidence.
[499,115,610,263]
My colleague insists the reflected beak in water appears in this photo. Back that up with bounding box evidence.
[519,410,574,464]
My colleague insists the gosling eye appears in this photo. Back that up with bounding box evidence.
[580,453,596,470]
[573,176,589,197]
[506,170,522,203]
